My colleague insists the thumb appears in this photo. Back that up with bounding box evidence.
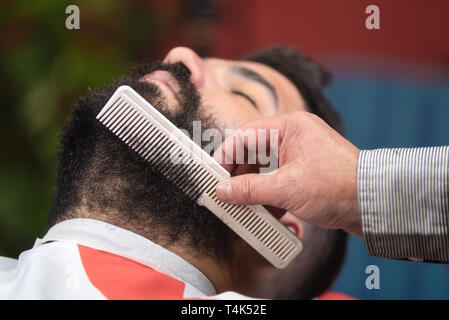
[215,173,278,206]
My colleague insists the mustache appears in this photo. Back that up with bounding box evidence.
[131,61,192,88]
[104,60,203,133]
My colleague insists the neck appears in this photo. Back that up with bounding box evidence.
[69,212,234,294]
[168,245,233,294]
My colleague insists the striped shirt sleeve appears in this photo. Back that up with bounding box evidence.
[358,146,449,262]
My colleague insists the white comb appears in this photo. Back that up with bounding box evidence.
[96,85,303,269]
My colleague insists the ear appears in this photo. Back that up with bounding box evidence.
[279,212,303,239]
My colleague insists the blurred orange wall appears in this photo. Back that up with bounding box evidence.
[214,0,449,65]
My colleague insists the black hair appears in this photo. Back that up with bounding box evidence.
[243,45,344,135]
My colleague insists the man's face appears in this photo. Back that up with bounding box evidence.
[139,47,307,298]
[144,47,306,129]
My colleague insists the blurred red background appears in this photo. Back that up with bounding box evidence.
[156,0,449,76]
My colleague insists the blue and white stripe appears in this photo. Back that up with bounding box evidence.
[358,147,449,262]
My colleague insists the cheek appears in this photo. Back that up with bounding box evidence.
[201,94,260,129]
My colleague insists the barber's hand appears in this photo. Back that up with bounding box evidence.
[213,111,362,236]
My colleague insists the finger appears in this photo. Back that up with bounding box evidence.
[212,133,241,173]
[215,173,280,207]
[212,117,284,170]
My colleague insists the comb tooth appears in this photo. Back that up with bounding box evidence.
[199,177,214,195]
[154,144,177,173]
[177,160,198,178]
[153,152,172,172]
[220,202,233,211]
[136,124,158,149]
[272,238,288,255]
[277,242,293,259]
[280,245,295,260]
[266,233,283,250]
[247,216,263,234]
[275,243,291,261]
[145,136,170,162]
[204,180,219,195]
[123,116,146,143]
[97,99,120,123]
[238,209,253,224]
[159,162,176,178]
[183,178,204,197]
[259,227,276,244]
[166,151,189,174]
[98,98,123,122]
[183,168,208,191]
[101,102,127,129]
[114,110,139,138]
[130,124,155,150]
[262,232,278,250]
[222,203,234,211]
[269,238,286,256]
[227,205,240,217]
[232,207,247,221]
[253,221,270,239]
[109,105,133,132]
[170,154,193,179]
[145,131,166,154]
[161,145,183,170]
[122,118,144,144]
[254,226,271,243]
[184,170,210,195]
[251,219,265,239]
[277,241,294,259]
[152,139,173,163]
[183,164,204,184]
[165,145,184,166]
[246,216,263,233]
[97,97,122,120]
[127,126,150,151]
[263,226,280,244]
[195,174,214,193]
[152,152,172,173]
[236,208,252,223]
[242,213,258,229]
[175,170,198,192]
[209,192,218,201]
[118,112,141,139]
[266,231,280,250]
[154,148,180,176]
[104,100,130,128]
[173,162,197,188]
[238,210,253,224]
[141,132,165,159]
[134,126,158,153]
[166,166,186,183]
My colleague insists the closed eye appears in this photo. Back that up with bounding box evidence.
[231,90,258,109]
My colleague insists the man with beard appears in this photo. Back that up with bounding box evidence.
[0,46,350,300]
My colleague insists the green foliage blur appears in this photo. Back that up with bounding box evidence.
[0,0,186,257]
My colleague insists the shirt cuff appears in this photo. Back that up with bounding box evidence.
[358,147,449,262]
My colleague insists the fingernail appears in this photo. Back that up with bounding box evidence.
[216,182,233,201]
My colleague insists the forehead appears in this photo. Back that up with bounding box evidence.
[206,57,307,113]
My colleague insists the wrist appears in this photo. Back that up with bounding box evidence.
[342,146,362,237]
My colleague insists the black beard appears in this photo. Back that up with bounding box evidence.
[52,61,234,260]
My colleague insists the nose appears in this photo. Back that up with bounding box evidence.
[163,47,205,89]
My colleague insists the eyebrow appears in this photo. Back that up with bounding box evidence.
[232,66,278,106]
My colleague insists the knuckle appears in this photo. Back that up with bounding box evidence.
[241,176,254,203]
